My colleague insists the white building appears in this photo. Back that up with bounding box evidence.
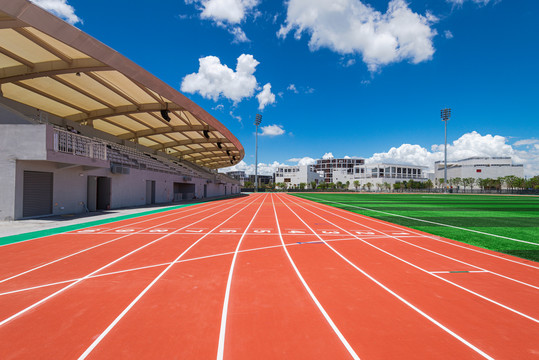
[434,157,524,185]
[333,163,429,190]
[275,165,323,188]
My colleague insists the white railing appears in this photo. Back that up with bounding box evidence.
[53,129,107,160]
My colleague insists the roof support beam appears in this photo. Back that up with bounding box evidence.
[13,80,87,114]
[65,102,182,122]
[149,137,228,150]
[0,62,112,84]
[15,28,73,64]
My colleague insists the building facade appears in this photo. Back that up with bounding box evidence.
[275,165,323,188]
[315,158,365,183]
[434,157,524,186]
[333,163,428,190]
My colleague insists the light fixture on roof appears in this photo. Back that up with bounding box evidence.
[203,130,210,139]
[161,103,171,122]
[226,150,231,156]
[217,142,222,149]
[76,72,81,76]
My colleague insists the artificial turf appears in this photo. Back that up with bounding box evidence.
[291,193,539,262]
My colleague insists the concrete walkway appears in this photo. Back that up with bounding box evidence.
[0,195,244,238]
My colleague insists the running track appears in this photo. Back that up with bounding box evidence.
[0,193,538,359]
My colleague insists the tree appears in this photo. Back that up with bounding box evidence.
[310,181,317,190]
[244,181,253,188]
[345,181,350,190]
[336,181,343,190]
[425,179,433,191]
[353,180,360,191]
[328,182,336,190]
[383,182,391,192]
[452,177,462,192]
[299,182,306,190]
[394,182,401,191]
[366,182,373,191]
[317,182,327,190]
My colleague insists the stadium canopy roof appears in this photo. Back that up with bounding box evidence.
[0,0,244,169]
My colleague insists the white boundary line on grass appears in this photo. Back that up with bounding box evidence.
[78,194,262,360]
[271,194,361,360]
[0,195,256,328]
[299,195,539,246]
[0,198,240,285]
[277,194,494,360]
[296,195,539,270]
[216,194,268,360]
[285,196,539,324]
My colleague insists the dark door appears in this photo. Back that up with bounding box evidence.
[23,171,53,218]
[96,177,111,210]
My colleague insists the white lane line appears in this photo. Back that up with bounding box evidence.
[290,195,539,290]
[0,195,256,328]
[299,195,538,246]
[293,195,539,270]
[0,237,363,298]
[278,194,494,360]
[0,198,239,285]
[0,199,220,248]
[429,270,489,274]
[216,194,268,360]
[271,194,361,360]
[79,194,262,360]
[286,196,539,324]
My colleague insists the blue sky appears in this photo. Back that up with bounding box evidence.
[33,0,539,175]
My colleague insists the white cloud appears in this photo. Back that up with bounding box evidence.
[188,0,259,24]
[220,160,284,175]
[30,0,81,24]
[514,139,539,146]
[287,84,298,93]
[256,83,276,110]
[322,152,334,160]
[446,0,493,5]
[229,111,242,123]
[259,124,285,136]
[366,131,539,176]
[288,157,317,166]
[444,30,453,39]
[186,0,258,42]
[181,54,259,103]
[278,0,437,71]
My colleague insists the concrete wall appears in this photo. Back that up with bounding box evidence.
[0,123,241,220]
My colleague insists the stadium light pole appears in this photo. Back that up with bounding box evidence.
[441,108,451,193]
[254,113,262,192]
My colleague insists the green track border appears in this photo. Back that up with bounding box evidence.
[0,203,200,247]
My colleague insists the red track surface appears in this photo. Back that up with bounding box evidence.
[0,193,538,359]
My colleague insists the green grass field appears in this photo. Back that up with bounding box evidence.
[292,193,539,262]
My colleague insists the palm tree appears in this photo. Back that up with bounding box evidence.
[366,182,373,192]
[310,181,317,190]
[353,180,360,191]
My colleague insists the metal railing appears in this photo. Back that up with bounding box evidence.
[53,128,107,160]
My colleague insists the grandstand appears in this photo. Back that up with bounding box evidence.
[0,0,244,220]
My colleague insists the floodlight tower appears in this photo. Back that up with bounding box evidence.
[254,113,262,192]
[441,108,451,192]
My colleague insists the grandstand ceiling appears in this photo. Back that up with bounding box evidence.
[0,0,244,169]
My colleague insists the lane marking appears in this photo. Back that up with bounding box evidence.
[216,194,268,360]
[286,196,539,323]
[278,194,495,360]
[78,194,264,360]
[430,270,489,274]
[0,195,257,328]
[292,195,539,270]
[0,200,241,286]
[272,194,361,360]
[290,195,539,290]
